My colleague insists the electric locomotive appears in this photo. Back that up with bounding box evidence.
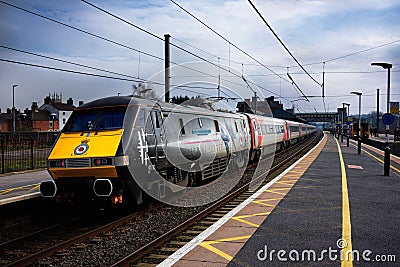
[40,95,316,206]
[40,96,251,206]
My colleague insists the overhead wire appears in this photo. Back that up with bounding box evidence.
[80,0,248,81]
[3,0,324,107]
[322,39,400,64]
[0,1,165,63]
[169,0,291,84]
[247,0,322,87]
[0,45,142,81]
[171,37,219,59]
[0,58,145,82]
[0,53,237,99]
[0,1,255,100]
[81,0,163,41]
[80,0,294,102]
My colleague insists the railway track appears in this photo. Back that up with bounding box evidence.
[116,133,322,266]
[0,133,321,266]
[1,205,159,267]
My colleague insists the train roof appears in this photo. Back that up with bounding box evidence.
[77,96,132,109]
[76,96,246,119]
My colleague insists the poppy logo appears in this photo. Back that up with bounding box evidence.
[74,139,89,155]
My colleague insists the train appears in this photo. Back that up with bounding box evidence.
[40,96,316,207]
[349,121,370,140]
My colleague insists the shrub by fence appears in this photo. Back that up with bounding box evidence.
[0,132,58,174]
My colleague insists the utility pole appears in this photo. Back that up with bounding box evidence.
[164,34,170,103]
[254,91,257,115]
[351,91,362,154]
[376,88,380,136]
[12,84,18,132]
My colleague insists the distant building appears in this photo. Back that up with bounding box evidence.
[237,96,306,122]
[21,102,56,131]
[0,109,12,132]
[0,93,78,132]
[39,94,76,130]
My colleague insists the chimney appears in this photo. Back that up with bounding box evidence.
[32,102,38,112]
[78,101,84,106]
[44,96,51,104]
[6,108,11,114]
[67,97,73,105]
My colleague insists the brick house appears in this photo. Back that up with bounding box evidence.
[39,94,76,131]
[0,109,12,132]
[0,94,78,132]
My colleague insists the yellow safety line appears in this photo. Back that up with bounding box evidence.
[28,184,40,192]
[350,144,400,173]
[0,183,40,195]
[198,135,328,263]
[335,138,353,267]
[199,235,252,261]
[231,212,271,227]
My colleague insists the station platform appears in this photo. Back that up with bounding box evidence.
[369,134,396,143]
[0,169,51,205]
[160,133,400,266]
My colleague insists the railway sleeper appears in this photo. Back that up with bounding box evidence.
[168,241,188,246]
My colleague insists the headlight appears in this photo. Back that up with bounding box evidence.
[92,157,113,166]
[49,160,65,168]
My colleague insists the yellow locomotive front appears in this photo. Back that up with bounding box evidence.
[40,97,135,206]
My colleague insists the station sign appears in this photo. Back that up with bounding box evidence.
[390,102,399,114]
[382,113,394,125]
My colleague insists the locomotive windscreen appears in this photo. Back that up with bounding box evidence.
[63,108,125,132]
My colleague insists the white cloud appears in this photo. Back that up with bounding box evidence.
[0,0,399,115]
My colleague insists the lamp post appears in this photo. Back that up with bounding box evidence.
[50,113,57,131]
[371,62,392,176]
[376,88,380,137]
[341,104,345,142]
[351,92,362,154]
[12,84,18,132]
[343,102,350,146]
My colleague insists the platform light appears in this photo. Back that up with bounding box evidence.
[371,62,392,176]
[351,92,362,154]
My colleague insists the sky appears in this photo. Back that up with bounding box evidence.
[0,0,399,117]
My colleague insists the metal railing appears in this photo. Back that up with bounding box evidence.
[0,132,58,174]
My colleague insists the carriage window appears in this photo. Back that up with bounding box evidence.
[145,115,154,134]
[179,118,185,135]
[151,111,161,129]
[214,120,220,132]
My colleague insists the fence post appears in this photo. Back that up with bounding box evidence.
[30,138,34,170]
[1,137,4,174]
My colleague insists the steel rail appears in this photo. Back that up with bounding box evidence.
[112,133,321,266]
[4,203,162,267]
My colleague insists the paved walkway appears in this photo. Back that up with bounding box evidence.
[0,170,51,201]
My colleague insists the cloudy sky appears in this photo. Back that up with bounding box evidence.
[0,0,399,116]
